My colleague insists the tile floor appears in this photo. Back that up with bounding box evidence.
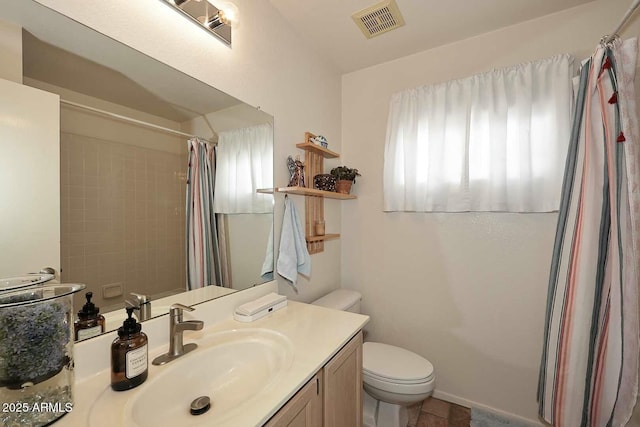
[407,397,471,427]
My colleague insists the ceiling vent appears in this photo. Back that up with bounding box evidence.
[352,0,405,39]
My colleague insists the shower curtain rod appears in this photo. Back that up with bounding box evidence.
[602,0,640,44]
[60,99,216,145]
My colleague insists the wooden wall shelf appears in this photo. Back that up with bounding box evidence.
[295,142,339,159]
[306,233,340,243]
[275,132,355,254]
[274,187,356,200]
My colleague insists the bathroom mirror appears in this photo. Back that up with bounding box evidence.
[0,1,274,335]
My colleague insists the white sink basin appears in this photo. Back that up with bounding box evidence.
[91,328,294,427]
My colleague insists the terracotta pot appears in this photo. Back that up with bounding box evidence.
[335,180,353,194]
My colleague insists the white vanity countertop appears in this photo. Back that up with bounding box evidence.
[59,301,369,427]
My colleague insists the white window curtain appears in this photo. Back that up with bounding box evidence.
[383,54,574,212]
[213,123,273,214]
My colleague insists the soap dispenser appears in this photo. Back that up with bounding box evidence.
[74,291,105,341]
[111,307,148,391]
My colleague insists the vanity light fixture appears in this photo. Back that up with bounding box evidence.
[206,9,228,30]
[161,0,237,46]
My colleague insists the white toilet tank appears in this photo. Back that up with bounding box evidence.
[312,289,362,313]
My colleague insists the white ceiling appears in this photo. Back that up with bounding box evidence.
[269,0,596,73]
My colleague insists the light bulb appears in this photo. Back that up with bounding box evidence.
[214,1,239,27]
[205,13,225,29]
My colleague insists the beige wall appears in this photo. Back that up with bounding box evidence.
[226,214,273,290]
[341,0,640,422]
[35,0,343,302]
[0,19,21,83]
[0,78,60,278]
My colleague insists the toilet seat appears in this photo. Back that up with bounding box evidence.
[364,371,435,397]
[365,370,434,385]
[363,342,434,384]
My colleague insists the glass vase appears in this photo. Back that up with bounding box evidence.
[0,284,85,426]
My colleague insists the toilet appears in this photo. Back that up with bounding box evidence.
[312,290,435,427]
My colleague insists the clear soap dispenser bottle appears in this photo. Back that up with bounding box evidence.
[111,307,148,391]
[74,291,105,341]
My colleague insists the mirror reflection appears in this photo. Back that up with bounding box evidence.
[0,1,274,336]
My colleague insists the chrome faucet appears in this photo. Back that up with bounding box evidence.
[152,303,204,366]
[125,292,152,321]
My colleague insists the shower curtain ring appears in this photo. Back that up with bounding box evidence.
[600,34,620,48]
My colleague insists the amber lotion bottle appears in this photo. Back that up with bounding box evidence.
[111,307,148,391]
[74,291,105,341]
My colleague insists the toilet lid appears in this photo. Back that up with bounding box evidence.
[363,342,434,384]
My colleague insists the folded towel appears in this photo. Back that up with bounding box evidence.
[277,197,311,286]
[260,224,274,280]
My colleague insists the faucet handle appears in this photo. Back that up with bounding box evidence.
[170,303,195,314]
[130,292,150,303]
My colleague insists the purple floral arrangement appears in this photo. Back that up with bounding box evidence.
[0,293,72,388]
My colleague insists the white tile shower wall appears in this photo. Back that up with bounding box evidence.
[60,130,187,311]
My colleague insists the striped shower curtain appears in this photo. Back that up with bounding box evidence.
[186,138,223,290]
[538,39,640,427]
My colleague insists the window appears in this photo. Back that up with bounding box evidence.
[383,54,574,212]
[213,123,273,214]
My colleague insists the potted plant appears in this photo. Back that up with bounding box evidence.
[330,166,361,194]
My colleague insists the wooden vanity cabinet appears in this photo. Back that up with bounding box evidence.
[266,331,363,427]
[323,331,363,427]
[265,373,323,427]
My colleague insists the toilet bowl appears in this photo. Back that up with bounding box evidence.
[312,290,435,427]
